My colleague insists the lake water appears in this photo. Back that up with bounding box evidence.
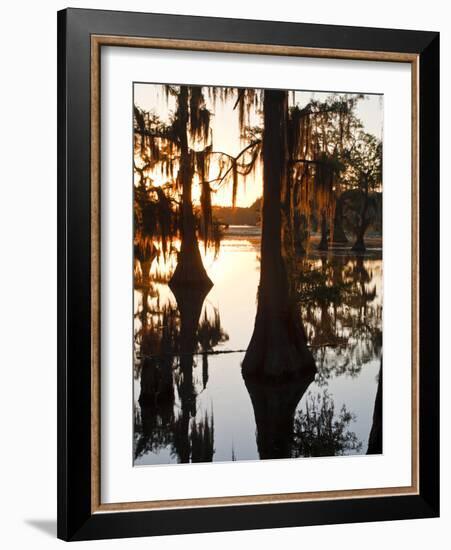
[133,227,382,465]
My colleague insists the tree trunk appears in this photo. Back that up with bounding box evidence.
[351,227,367,252]
[317,209,329,251]
[282,167,296,262]
[293,211,306,255]
[331,195,348,244]
[352,180,369,252]
[367,363,383,454]
[242,90,315,380]
[170,86,213,289]
[292,177,306,255]
[202,354,209,389]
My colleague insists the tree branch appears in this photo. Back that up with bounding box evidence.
[208,140,261,189]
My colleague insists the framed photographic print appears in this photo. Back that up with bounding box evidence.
[57,8,439,541]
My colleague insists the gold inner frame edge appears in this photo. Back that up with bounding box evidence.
[90,34,420,514]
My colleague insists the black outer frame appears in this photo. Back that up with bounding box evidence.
[57,8,439,542]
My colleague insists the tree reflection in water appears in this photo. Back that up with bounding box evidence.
[244,251,382,460]
[245,372,315,459]
[292,390,362,457]
[297,255,382,385]
[134,247,382,463]
[133,279,228,463]
[132,84,384,464]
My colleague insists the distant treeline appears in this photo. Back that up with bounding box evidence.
[212,193,382,234]
[213,198,261,226]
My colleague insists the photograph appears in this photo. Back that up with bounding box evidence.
[132,83,384,466]
[52,5,439,542]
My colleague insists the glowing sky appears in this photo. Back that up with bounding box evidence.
[134,84,383,208]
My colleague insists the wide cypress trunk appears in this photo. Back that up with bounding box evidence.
[170,86,213,289]
[242,90,315,380]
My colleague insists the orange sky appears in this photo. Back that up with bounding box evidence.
[134,84,383,208]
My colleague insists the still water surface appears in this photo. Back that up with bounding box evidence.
[133,227,382,465]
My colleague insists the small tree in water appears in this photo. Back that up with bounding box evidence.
[341,132,382,252]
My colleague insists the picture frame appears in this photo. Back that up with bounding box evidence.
[57,7,439,541]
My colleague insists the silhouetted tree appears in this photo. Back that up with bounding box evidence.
[367,363,383,454]
[341,132,382,252]
[292,390,362,457]
[295,255,382,385]
[134,281,228,463]
[134,85,261,288]
[288,95,362,252]
[242,90,315,380]
[134,86,215,288]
